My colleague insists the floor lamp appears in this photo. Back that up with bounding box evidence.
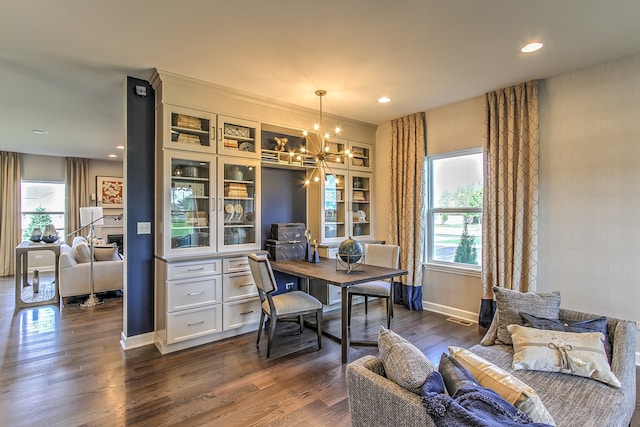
[79,206,104,307]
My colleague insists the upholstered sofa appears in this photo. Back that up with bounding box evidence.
[58,237,123,303]
[346,307,637,427]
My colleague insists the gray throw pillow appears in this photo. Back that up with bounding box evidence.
[481,286,561,346]
[378,326,436,394]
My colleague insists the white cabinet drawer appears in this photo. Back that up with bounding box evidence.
[223,271,258,302]
[328,284,343,305]
[167,275,222,312]
[223,256,250,273]
[167,259,223,280]
[223,298,261,330]
[167,305,222,343]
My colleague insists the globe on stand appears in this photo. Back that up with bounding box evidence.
[337,237,365,273]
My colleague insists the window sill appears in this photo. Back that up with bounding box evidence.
[424,262,481,278]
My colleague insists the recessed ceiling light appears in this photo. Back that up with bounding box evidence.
[378,97,391,103]
[116,145,125,150]
[521,42,543,53]
[108,154,117,158]
[32,129,48,135]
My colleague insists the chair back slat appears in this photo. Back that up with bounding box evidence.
[364,244,400,269]
[248,254,277,294]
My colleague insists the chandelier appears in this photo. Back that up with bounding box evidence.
[296,90,353,185]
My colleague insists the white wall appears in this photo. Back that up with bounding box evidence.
[374,52,640,340]
[538,53,640,327]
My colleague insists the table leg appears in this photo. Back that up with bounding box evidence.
[22,253,28,287]
[341,285,349,363]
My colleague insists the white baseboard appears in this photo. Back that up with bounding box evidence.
[422,301,478,324]
[120,331,154,350]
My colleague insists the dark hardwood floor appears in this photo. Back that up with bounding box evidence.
[1,273,638,426]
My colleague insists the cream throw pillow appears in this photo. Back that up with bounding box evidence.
[378,327,437,394]
[94,244,120,261]
[72,242,92,263]
[448,346,555,425]
[508,324,621,388]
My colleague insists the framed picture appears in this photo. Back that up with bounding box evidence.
[97,176,124,208]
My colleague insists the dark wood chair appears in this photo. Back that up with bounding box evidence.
[248,254,323,358]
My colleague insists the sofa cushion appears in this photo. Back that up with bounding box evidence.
[73,242,92,263]
[449,346,555,425]
[378,326,437,394]
[481,287,561,346]
[94,244,121,261]
[508,325,621,388]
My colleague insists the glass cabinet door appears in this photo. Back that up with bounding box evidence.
[322,172,347,242]
[168,155,214,252]
[349,172,372,238]
[348,141,373,172]
[217,115,261,159]
[165,105,216,153]
[218,157,261,252]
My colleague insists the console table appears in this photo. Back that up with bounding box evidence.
[15,241,61,308]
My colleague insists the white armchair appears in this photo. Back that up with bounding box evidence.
[58,238,123,304]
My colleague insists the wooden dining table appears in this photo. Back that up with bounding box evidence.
[270,257,408,363]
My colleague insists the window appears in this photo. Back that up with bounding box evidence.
[427,149,482,269]
[21,181,65,241]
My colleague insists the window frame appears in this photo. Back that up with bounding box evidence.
[426,148,482,274]
[20,180,66,241]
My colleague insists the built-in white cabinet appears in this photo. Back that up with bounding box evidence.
[155,255,261,354]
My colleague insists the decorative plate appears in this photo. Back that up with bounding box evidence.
[238,142,254,152]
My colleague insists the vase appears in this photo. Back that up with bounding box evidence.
[42,224,59,243]
[30,228,42,242]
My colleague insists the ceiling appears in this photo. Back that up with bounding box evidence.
[2,0,640,161]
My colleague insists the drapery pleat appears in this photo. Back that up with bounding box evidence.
[390,112,426,310]
[65,158,90,242]
[0,151,22,276]
[480,81,539,327]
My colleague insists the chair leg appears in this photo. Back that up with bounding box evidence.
[256,311,265,347]
[364,296,368,314]
[316,309,323,350]
[267,314,277,358]
[299,315,304,333]
[348,292,353,327]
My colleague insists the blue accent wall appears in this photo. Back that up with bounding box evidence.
[125,77,155,336]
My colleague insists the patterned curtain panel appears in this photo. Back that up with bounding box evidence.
[0,151,22,276]
[65,157,90,242]
[390,112,427,310]
[479,81,540,328]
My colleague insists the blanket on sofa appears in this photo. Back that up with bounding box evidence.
[421,382,553,427]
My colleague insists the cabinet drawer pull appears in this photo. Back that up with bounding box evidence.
[240,310,254,315]
[188,291,204,296]
[237,262,249,268]
[187,320,205,327]
[239,283,254,287]
[187,267,205,272]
